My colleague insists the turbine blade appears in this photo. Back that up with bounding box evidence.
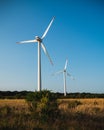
[16,39,37,44]
[67,72,75,80]
[52,70,63,76]
[41,43,53,65]
[64,59,68,70]
[41,17,55,39]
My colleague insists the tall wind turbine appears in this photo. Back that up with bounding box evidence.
[17,17,54,91]
[54,59,74,96]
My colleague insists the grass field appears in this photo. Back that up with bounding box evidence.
[0,98,104,130]
[0,99,27,107]
[0,98,104,115]
[58,98,104,116]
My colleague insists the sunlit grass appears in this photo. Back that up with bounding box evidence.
[0,99,27,107]
[0,98,104,116]
[58,98,104,116]
[0,98,104,129]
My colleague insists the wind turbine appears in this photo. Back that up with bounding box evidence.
[17,17,54,91]
[53,59,74,96]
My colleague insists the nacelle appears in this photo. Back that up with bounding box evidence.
[35,36,42,42]
[64,69,66,72]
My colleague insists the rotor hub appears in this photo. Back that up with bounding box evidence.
[35,36,42,42]
[64,69,66,72]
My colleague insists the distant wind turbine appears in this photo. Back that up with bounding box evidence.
[17,17,55,91]
[53,59,74,96]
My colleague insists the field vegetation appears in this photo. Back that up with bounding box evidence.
[0,91,104,130]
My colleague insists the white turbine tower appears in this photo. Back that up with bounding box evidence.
[17,17,54,91]
[54,59,74,96]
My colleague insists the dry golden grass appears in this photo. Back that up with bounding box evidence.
[0,98,104,129]
[58,98,104,117]
[0,98,104,116]
[0,99,27,107]
[0,99,29,113]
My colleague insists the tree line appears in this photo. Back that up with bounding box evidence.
[0,90,104,99]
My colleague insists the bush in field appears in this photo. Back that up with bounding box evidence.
[26,90,60,123]
[68,100,82,109]
[0,106,11,117]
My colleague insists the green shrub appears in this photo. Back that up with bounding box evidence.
[26,90,60,124]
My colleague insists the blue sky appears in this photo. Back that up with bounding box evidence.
[0,0,104,93]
